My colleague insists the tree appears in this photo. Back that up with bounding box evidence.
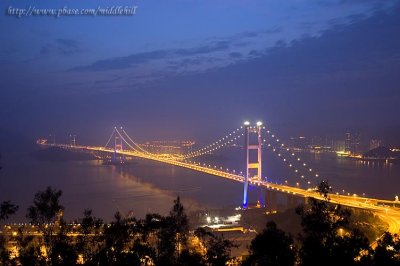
[206,233,235,266]
[156,196,190,265]
[16,228,46,266]
[76,209,103,264]
[26,186,64,260]
[0,155,19,266]
[195,227,236,266]
[169,196,189,252]
[370,232,400,266]
[92,212,141,266]
[50,219,78,266]
[296,181,370,266]
[0,201,19,221]
[243,221,296,266]
[177,249,206,266]
[0,155,19,222]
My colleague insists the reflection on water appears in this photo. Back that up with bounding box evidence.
[293,152,400,199]
[0,153,242,222]
[0,149,399,222]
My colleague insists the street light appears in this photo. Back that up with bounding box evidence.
[244,121,250,126]
[256,121,263,127]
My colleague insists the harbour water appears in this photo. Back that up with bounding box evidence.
[0,147,399,222]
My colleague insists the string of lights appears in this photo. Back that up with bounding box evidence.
[114,127,143,153]
[263,128,320,179]
[262,127,361,196]
[183,127,244,159]
[104,127,117,149]
[186,159,244,178]
[121,127,151,154]
[262,138,315,190]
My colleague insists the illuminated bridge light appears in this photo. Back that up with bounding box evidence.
[56,124,393,219]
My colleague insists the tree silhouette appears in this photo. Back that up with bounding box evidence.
[50,219,78,266]
[370,232,400,266]
[195,227,236,266]
[156,196,189,265]
[296,181,370,266]
[242,221,295,266]
[0,155,19,266]
[0,201,19,221]
[26,186,64,261]
[92,212,141,266]
[76,209,103,264]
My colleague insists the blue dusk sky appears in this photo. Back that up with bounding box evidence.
[0,0,400,146]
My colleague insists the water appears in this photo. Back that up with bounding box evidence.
[0,148,399,222]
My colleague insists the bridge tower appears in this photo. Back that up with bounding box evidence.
[69,134,76,147]
[113,128,123,162]
[243,121,264,209]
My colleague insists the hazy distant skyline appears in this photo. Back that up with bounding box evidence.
[1,1,400,146]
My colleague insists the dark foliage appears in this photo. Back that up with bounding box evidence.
[1,184,400,265]
[243,221,295,266]
[296,181,371,266]
[0,201,18,221]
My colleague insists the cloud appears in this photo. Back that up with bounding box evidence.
[40,38,83,56]
[70,39,233,72]
[229,52,242,58]
[72,50,171,71]
[175,41,230,56]
[65,1,397,93]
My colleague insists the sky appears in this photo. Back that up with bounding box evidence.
[0,0,400,147]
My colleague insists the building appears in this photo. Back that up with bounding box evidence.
[332,140,346,152]
[345,132,351,153]
[344,132,360,154]
[370,138,382,150]
[139,140,196,155]
[288,136,308,150]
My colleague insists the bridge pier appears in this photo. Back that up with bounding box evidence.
[285,194,303,210]
[265,189,277,212]
[258,186,266,208]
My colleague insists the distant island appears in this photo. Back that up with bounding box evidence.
[31,146,96,162]
[360,146,400,162]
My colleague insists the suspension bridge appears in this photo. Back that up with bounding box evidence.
[38,121,400,234]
